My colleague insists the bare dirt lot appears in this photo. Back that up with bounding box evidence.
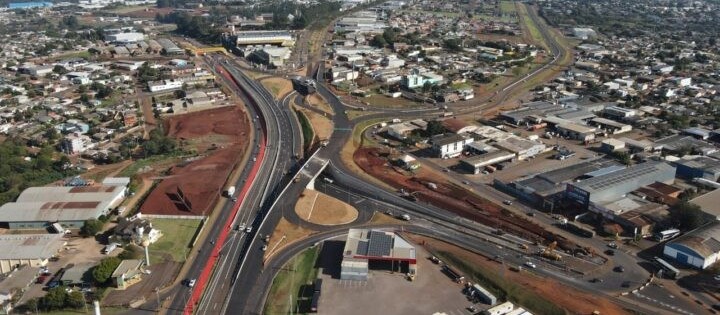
[139,106,250,216]
[407,234,630,315]
[264,218,315,261]
[260,77,294,99]
[354,147,580,252]
[317,239,474,315]
[295,189,358,225]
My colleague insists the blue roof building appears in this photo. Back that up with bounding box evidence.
[8,2,53,9]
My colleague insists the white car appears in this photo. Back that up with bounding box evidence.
[524,261,537,269]
[245,226,253,233]
[188,279,196,288]
[714,275,720,281]
[503,200,513,205]
[261,245,268,251]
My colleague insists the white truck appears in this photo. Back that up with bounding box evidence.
[400,214,411,221]
[225,186,236,197]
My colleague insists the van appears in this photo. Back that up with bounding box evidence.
[322,177,334,184]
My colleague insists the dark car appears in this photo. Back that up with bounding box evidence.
[590,278,603,283]
[621,281,631,288]
[614,266,625,272]
[605,249,615,256]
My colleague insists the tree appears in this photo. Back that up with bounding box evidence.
[52,65,68,75]
[382,28,397,45]
[174,89,186,99]
[65,291,85,309]
[92,257,121,284]
[443,38,462,52]
[670,201,709,231]
[40,287,67,311]
[80,219,104,237]
[370,34,387,48]
[425,120,447,136]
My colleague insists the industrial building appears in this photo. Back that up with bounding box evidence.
[675,156,720,181]
[249,47,291,68]
[104,32,145,44]
[0,234,66,274]
[566,161,676,214]
[663,222,720,269]
[231,31,294,47]
[291,76,316,95]
[0,182,128,229]
[156,38,184,55]
[340,229,417,281]
[690,189,720,220]
[460,150,515,174]
[7,1,52,9]
[112,259,144,289]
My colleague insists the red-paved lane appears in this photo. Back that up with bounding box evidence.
[183,65,267,314]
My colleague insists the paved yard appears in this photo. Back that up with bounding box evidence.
[317,244,478,315]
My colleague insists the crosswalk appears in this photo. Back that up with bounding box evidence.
[632,292,695,315]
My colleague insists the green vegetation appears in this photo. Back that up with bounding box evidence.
[669,202,711,231]
[352,118,386,147]
[264,246,320,315]
[80,219,104,237]
[436,251,565,315]
[22,287,86,312]
[0,138,76,205]
[295,109,315,151]
[521,13,545,49]
[500,1,516,14]
[141,129,178,158]
[92,257,122,284]
[149,219,202,263]
[119,154,182,177]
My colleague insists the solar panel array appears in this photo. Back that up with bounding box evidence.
[367,231,393,257]
[584,163,661,191]
[356,240,369,256]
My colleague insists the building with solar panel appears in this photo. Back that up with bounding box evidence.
[565,161,676,217]
[341,229,417,281]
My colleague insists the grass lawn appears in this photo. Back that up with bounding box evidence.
[264,246,320,315]
[148,219,203,263]
[500,1,516,14]
[364,94,423,108]
[435,250,564,315]
[295,109,315,150]
[118,154,183,177]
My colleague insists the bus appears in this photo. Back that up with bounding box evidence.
[653,229,680,242]
[654,257,680,279]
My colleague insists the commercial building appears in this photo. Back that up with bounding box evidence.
[555,122,596,141]
[0,234,66,274]
[431,133,474,158]
[232,31,294,46]
[572,27,597,39]
[589,117,632,134]
[111,259,144,289]
[441,118,478,135]
[291,76,316,95]
[663,222,720,269]
[60,133,89,154]
[494,137,546,160]
[566,161,676,213]
[0,183,128,229]
[340,229,416,281]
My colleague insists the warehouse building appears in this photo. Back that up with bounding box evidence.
[0,183,127,229]
[431,133,474,158]
[663,222,720,269]
[460,150,515,174]
[690,189,720,220]
[566,161,676,213]
[0,234,66,274]
[675,156,720,181]
[340,229,417,281]
[105,32,145,44]
[156,38,184,55]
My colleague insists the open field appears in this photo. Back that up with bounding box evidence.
[500,1,516,14]
[296,109,315,150]
[107,4,153,13]
[295,189,358,225]
[260,77,294,99]
[517,3,545,49]
[140,106,250,216]
[264,218,315,262]
[408,234,631,315]
[119,6,175,18]
[264,246,320,315]
[363,94,424,109]
[148,219,203,263]
[306,94,334,115]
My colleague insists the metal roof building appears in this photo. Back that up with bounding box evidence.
[664,222,720,269]
[341,229,416,281]
[0,234,66,274]
[566,161,676,209]
[0,185,126,229]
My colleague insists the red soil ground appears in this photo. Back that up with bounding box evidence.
[354,147,577,250]
[140,106,249,216]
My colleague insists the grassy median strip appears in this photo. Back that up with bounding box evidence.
[295,109,315,151]
[264,246,320,315]
[435,251,564,315]
[148,219,203,263]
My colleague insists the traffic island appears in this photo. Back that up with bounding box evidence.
[294,189,359,226]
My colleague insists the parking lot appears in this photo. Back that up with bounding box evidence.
[317,245,481,315]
